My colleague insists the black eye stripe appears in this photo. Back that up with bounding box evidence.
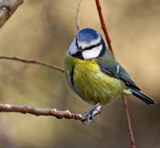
[76,37,102,51]
[83,41,102,51]
[73,36,106,60]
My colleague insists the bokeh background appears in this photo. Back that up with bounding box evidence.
[0,0,160,147]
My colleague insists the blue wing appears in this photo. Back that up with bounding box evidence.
[97,49,156,105]
[98,63,140,90]
[97,48,140,90]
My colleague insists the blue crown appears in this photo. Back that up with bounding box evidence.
[77,28,99,43]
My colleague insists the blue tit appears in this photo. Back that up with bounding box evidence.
[64,28,156,124]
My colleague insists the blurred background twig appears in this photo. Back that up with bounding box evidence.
[75,0,82,31]
[0,56,64,72]
[0,0,23,28]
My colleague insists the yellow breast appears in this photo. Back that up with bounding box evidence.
[65,53,126,105]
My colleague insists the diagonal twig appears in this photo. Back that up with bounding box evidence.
[95,0,135,148]
[95,0,113,54]
[122,96,135,147]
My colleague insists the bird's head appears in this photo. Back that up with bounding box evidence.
[68,28,106,60]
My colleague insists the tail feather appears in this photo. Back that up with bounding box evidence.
[129,87,156,105]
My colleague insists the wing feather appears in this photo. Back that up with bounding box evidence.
[97,49,140,90]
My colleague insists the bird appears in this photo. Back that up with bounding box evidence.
[64,28,156,124]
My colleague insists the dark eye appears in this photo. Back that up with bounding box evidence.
[72,51,83,59]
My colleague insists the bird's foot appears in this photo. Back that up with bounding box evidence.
[82,103,102,125]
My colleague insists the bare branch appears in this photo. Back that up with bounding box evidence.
[95,0,113,53]
[95,0,135,147]
[75,0,82,31]
[0,103,102,123]
[0,0,23,28]
[0,56,64,73]
[122,96,135,148]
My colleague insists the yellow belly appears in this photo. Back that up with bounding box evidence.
[65,54,126,105]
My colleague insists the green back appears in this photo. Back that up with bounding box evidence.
[97,47,140,90]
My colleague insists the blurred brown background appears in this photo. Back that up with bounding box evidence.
[0,0,160,147]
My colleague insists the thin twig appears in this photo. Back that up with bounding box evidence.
[95,0,113,54]
[122,96,135,148]
[0,56,64,73]
[0,103,102,123]
[0,0,23,28]
[75,0,82,31]
[95,0,135,147]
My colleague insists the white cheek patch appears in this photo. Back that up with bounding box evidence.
[78,34,101,49]
[82,44,103,60]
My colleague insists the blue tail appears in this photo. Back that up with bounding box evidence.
[129,87,156,105]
